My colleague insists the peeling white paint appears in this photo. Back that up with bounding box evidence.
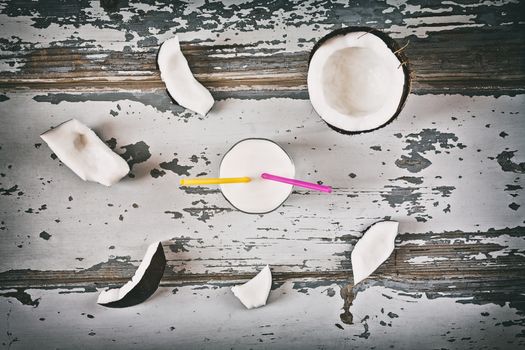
[0,94,523,273]
[85,54,109,60]
[384,0,454,15]
[398,239,427,246]
[473,234,525,258]
[388,16,484,38]
[0,0,499,54]
[0,283,523,348]
[0,58,23,73]
[441,0,519,8]
[468,252,488,260]
[0,14,132,51]
[406,256,449,264]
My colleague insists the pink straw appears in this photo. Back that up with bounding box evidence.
[261,173,332,193]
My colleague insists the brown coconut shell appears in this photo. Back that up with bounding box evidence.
[308,26,412,135]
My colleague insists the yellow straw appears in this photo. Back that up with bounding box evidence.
[180,177,251,186]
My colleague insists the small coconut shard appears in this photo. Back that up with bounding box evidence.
[308,27,410,134]
[97,242,166,308]
[231,265,272,309]
[157,36,214,116]
[351,221,399,285]
[40,119,129,186]
[219,139,295,214]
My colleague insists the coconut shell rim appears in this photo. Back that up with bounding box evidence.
[97,242,166,308]
[308,26,412,135]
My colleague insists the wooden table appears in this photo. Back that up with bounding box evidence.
[1,1,524,348]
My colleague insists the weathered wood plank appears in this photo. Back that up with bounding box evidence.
[0,227,524,289]
[1,278,524,349]
[0,93,523,281]
[0,1,524,347]
[0,1,524,95]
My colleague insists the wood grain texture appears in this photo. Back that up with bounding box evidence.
[0,0,524,95]
[0,93,523,275]
[0,0,524,348]
[1,280,523,349]
[0,94,523,342]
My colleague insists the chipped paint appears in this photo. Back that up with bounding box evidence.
[159,157,193,176]
[33,92,179,114]
[0,0,519,57]
[0,1,524,347]
[0,0,521,100]
[496,150,525,173]
[0,93,524,273]
[0,289,39,307]
[0,281,523,347]
[395,129,464,173]
[119,141,152,170]
[471,234,525,258]
[406,256,449,264]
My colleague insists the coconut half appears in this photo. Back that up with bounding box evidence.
[231,265,272,309]
[157,36,214,116]
[308,27,410,134]
[351,221,399,285]
[40,119,129,186]
[97,242,166,308]
[219,138,295,214]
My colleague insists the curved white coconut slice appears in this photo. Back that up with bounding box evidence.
[40,119,129,186]
[97,242,166,308]
[219,139,295,214]
[158,36,214,116]
[231,265,272,309]
[351,221,399,285]
[308,27,410,134]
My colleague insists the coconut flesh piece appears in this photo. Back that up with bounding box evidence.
[157,36,214,116]
[308,29,408,133]
[219,139,295,214]
[351,221,399,285]
[40,119,129,186]
[98,242,166,308]
[231,265,272,309]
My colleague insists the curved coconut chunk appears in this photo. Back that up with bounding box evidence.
[40,119,129,186]
[219,139,295,214]
[158,36,214,116]
[97,242,166,308]
[351,221,399,285]
[308,30,408,133]
[231,265,272,309]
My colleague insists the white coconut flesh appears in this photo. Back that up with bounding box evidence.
[40,119,129,186]
[219,139,295,214]
[351,221,399,285]
[158,36,214,116]
[97,241,166,308]
[231,265,272,309]
[308,32,406,132]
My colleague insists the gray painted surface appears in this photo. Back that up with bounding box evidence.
[0,0,524,349]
